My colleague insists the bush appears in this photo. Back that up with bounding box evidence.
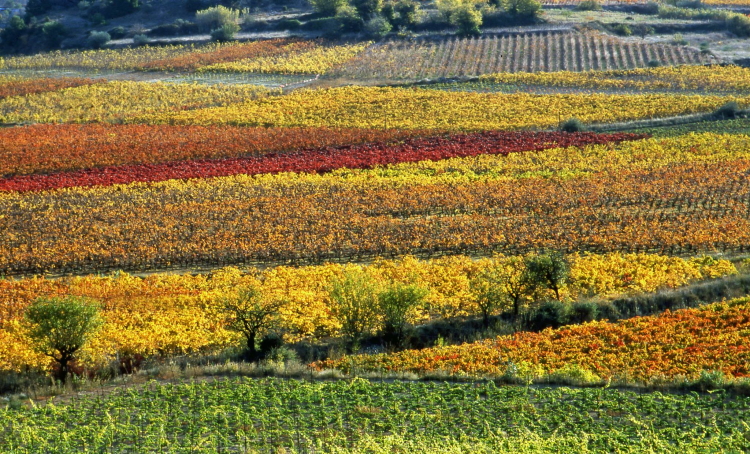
[647,59,661,67]
[364,15,392,38]
[335,4,365,32]
[107,25,126,39]
[259,333,284,356]
[104,0,139,18]
[351,0,382,19]
[210,22,240,41]
[22,296,103,383]
[452,4,482,36]
[388,0,420,29]
[575,0,601,11]
[301,16,342,34]
[506,0,540,18]
[715,101,741,119]
[560,117,585,132]
[569,301,599,324]
[528,300,570,331]
[699,42,710,54]
[276,18,303,29]
[612,23,632,36]
[42,20,67,48]
[727,14,750,38]
[309,0,347,16]
[672,33,687,45]
[87,30,111,48]
[133,33,150,46]
[196,5,241,32]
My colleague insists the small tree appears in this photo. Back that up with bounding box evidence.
[195,5,241,32]
[560,117,584,132]
[87,31,111,49]
[364,15,392,38]
[451,4,482,36]
[329,268,380,352]
[378,282,427,350]
[210,22,240,41]
[23,296,103,383]
[351,0,382,19]
[525,251,570,301]
[496,255,534,321]
[221,286,285,359]
[506,0,540,17]
[309,0,348,16]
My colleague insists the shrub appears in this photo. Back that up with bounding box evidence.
[560,117,585,132]
[104,0,139,18]
[388,0,420,29]
[727,14,750,38]
[42,20,67,49]
[87,30,111,49]
[569,301,599,324]
[548,364,602,386]
[329,268,380,352]
[276,18,303,30]
[715,101,741,119]
[647,59,661,67]
[378,283,427,350]
[351,0,382,19]
[451,4,482,36]
[364,15,392,38]
[259,333,284,357]
[301,16,342,33]
[133,33,150,46]
[22,296,103,383]
[108,25,126,39]
[699,42,710,54]
[528,300,570,330]
[575,0,601,11]
[309,0,347,16]
[335,4,365,32]
[506,0,540,18]
[210,22,240,41]
[612,23,632,36]
[196,5,241,32]
[672,33,687,45]
[525,251,570,301]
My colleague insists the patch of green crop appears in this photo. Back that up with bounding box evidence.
[1,378,749,453]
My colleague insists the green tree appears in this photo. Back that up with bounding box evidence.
[351,0,382,18]
[506,0,540,17]
[525,251,570,301]
[309,0,348,16]
[195,5,241,32]
[41,20,67,49]
[220,286,285,359]
[22,296,103,383]
[329,268,380,352]
[378,282,427,350]
[451,4,482,36]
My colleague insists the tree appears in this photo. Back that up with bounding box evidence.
[378,282,427,350]
[451,4,482,36]
[221,285,285,359]
[87,31,111,49]
[506,0,540,17]
[469,265,507,328]
[495,255,534,321]
[329,267,380,352]
[41,20,67,49]
[351,0,382,19]
[309,0,348,16]
[525,251,570,301]
[22,296,103,383]
[195,5,241,32]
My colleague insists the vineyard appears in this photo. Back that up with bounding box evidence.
[2,25,750,451]
[3,378,749,453]
[0,253,734,372]
[331,32,717,81]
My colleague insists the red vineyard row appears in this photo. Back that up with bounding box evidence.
[0,131,647,192]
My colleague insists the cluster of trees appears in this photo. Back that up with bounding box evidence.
[309,0,539,37]
[223,251,571,355]
[20,252,569,384]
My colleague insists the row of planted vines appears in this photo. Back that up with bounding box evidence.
[0,253,736,372]
[332,32,716,81]
[144,86,746,130]
[0,132,748,274]
[0,130,640,191]
[316,298,750,381]
[2,378,748,453]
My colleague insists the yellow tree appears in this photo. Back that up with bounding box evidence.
[219,285,286,359]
